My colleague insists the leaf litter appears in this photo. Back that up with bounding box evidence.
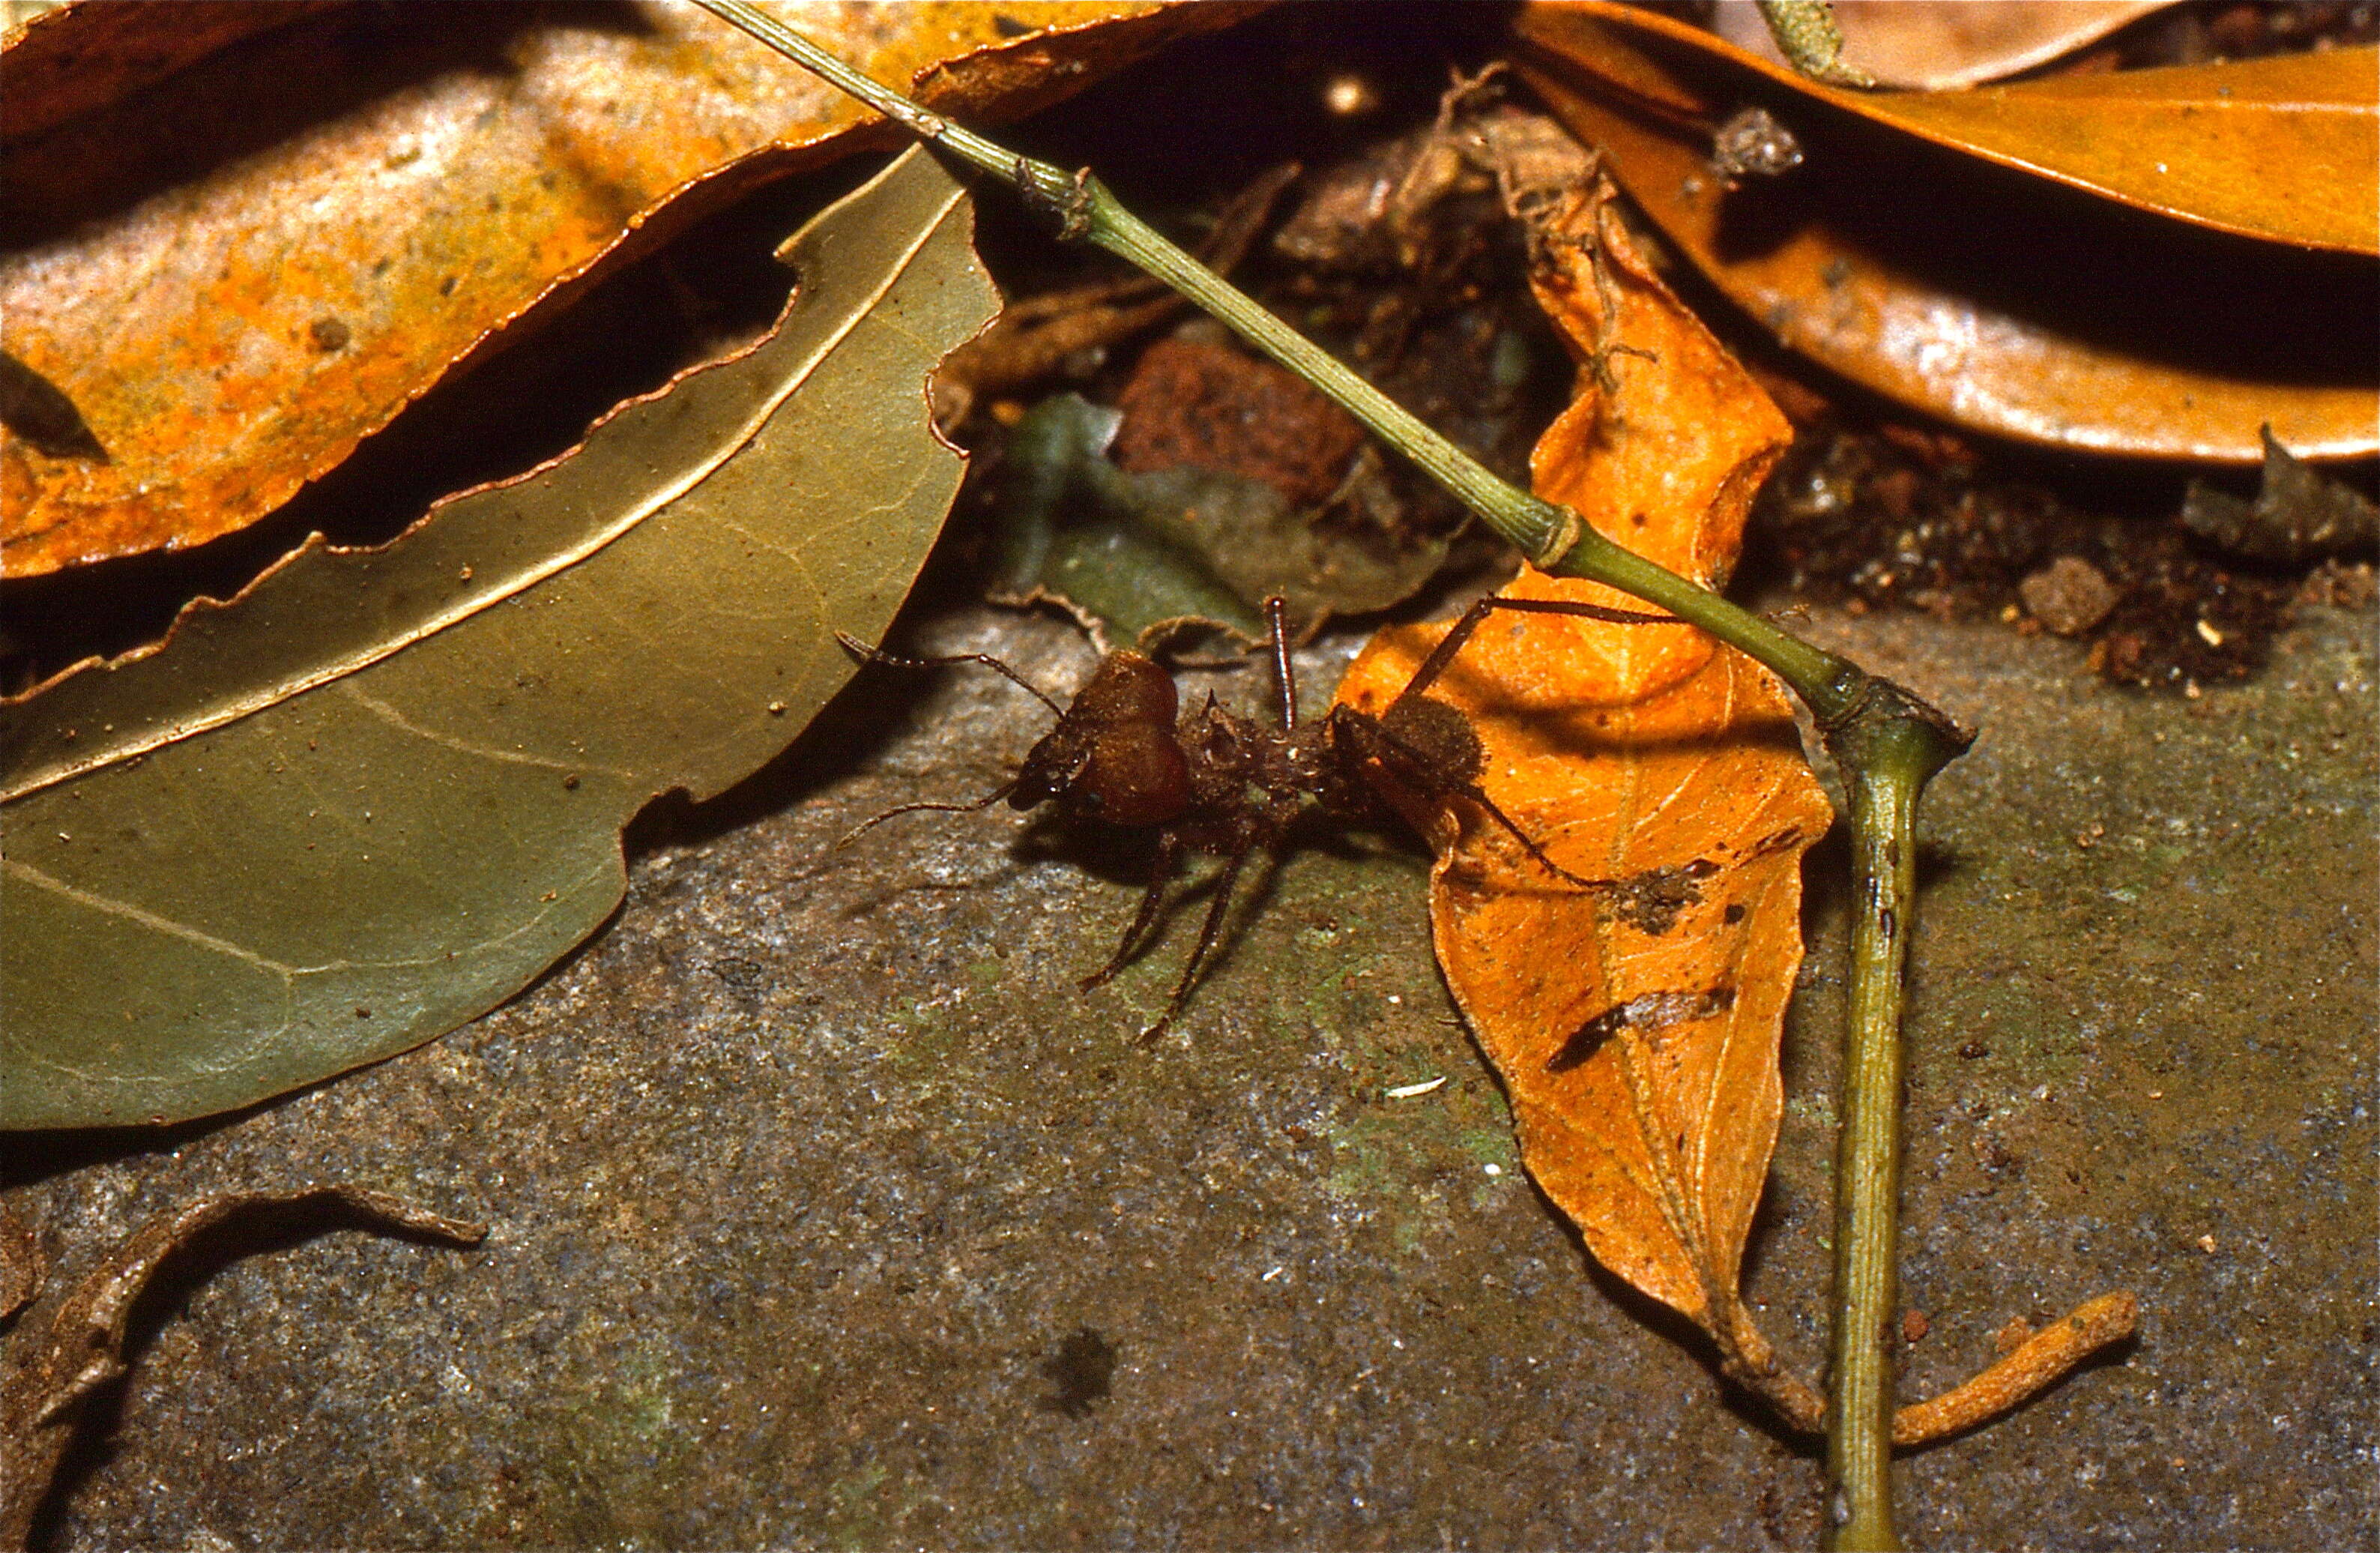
[0,1183,483,1550]
[1512,0,2379,463]
[1709,0,2178,92]
[0,148,997,1129]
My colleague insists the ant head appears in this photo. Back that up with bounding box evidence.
[1008,651,1191,826]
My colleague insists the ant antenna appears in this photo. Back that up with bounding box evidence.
[1264,596,1299,732]
[835,779,1019,848]
[836,632,1067,717]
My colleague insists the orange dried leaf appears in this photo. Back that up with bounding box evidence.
[0,0,1254,577]
[1514,1,2379,463]
[1335,180,1831,1426]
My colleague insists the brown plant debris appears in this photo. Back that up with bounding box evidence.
[0,1185,483,1551]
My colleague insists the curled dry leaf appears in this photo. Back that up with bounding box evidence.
[0,0,1253,577]
[1,1,342,142]
[1714,0,2178,91]
[0,148,997,1129]
[1335,176,1833,1429]
[1522,0,2377,252]
[0,1183,483,1550]
[1514,0,2379,462]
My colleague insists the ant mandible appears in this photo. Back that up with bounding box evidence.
[838,591,1681,1043]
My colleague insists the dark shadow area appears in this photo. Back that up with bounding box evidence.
[6,1109,254,1197]
[1036,1324,1119,1418]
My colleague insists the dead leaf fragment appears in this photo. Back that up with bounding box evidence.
[1115,337,1368,505]
[0,148,997,1129]
[1514,1,2380,462]
[2181,425,2380,563]
[0,0,340,142]
[1523,1,2378,251]
[0,1183,483,1550]
[1338,162,2136,1445]
[1336,175,1831,1429]
[1893,1291,2139,1446]
[0,0,1254,576]
[1714,0,2179,91]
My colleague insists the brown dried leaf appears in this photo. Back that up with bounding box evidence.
[1335,178,1831,1426]
[1514,0,2379,463]
[0,1184,483,1550]
[1713,0,2177,91]
[0,0,1257,577]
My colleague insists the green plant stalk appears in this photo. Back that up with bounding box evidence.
[1816,711,1944,1552]
[691,2,1973,1539]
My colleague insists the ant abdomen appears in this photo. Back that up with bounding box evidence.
[1071,652,1177,726]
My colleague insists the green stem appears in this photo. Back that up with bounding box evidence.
[689,7,1978,1541]
[1819,706,1935,1551]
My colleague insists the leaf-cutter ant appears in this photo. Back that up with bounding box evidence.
[839,592,1680,1042]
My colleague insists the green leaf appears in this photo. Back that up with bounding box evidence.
[0,147,998,1130]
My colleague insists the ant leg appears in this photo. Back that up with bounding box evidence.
[1136,843,1254,1045]
[1081,830,1185,992]
[1263,596,1299,732]
[835,632,1066,717]
[1397,594,1682,706]
[836,781,1018,848]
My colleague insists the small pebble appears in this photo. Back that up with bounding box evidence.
[2020,556,2119,636]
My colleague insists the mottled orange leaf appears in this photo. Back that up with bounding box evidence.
[1514,0,2379,463]
[0,0,1257,576]
[1335,178,1832,1425]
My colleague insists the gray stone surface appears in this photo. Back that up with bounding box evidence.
[10,600,2373,1551]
